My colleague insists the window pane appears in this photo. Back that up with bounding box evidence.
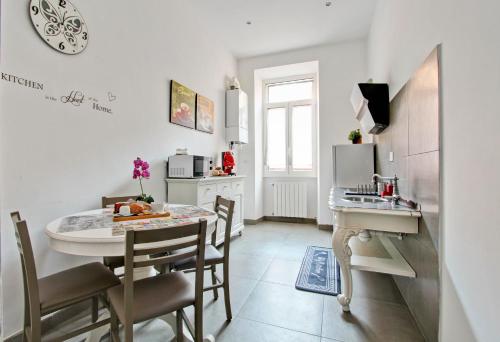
[268,80,313,103]
[267,108,287,170]
[292,105,313,170]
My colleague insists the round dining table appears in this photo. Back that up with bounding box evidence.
[45,204,218,342]
[46,204,218,258]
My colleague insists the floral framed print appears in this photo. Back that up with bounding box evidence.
[196,94,215,134]
[170,80,196,129]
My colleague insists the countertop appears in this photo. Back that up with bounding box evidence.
[165,175,246,183]
[329,187,421,216]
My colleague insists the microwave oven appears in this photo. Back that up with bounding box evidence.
[168,155,213,178]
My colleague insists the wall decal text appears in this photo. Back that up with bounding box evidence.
[93,102,112,114]
[56,89,113,114]
[108,92,117,102]
[1,72,44,90]
[61,90,85,106]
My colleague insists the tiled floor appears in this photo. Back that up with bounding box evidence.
[183,221,425,342]
[45,221,425,341]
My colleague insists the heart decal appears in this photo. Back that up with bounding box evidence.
[108,91,117,102]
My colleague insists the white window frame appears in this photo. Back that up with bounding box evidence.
[263,74,318,178]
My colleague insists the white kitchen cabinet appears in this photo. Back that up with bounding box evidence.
[226,89,248,144]
[166,176,245,246]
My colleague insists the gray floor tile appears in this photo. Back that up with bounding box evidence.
[228,252,274,280]
[275,241,311,261]
[322,296,425,342]
[351,270,405,305]
[239,281,324,336]
[230,238,284,258]
[184,273,259,323]
[99,319,174,341]
[261,258,303,286]
[216,317,321,342]
[285,228,332,246]
[40,222,424,342]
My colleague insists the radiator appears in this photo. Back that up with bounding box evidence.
[272,182,308,218]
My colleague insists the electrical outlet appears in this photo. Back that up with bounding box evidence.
[389,151,394,162]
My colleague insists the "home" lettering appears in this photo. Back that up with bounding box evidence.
[93,102,112,114]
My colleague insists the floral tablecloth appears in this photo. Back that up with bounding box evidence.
[57,205,215,236]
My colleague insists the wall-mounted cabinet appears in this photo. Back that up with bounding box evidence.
[226,89,248,144]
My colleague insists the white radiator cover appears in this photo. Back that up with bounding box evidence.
[272,182,308,218]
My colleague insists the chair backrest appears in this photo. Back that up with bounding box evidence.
[10,212,42,333]
[214,196,235,258]
[101,195,138,209]
[122,219,208,326]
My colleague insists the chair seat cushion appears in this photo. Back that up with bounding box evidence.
[173,244,223,270]
[39,262,121,313]
[107,272,195,324]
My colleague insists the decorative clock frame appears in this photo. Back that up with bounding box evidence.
[29,0,88,55]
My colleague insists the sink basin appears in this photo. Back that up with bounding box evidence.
[342,196,389,203]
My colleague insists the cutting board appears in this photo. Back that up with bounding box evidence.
[112,212,171,222]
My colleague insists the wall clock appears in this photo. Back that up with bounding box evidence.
[29,0,88,55]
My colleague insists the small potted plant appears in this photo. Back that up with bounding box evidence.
[348,129,363,144]
[133,157,154,204]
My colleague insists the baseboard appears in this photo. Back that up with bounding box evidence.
[4,332,22,342]
[244,217,264,225]
[318,224,333,231]
[4,299,99,342]
[263,216,317,224]
[244,216,321,225]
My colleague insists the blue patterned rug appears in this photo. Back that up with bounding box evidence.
[295,246,341,296]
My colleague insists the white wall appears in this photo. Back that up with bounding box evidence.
[368,1,500,340]
[0,1,236,337]
[238,41,366,225]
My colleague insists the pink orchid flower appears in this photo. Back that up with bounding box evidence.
[133,168,141,179]
[133,158,143,168]
[132,157,152,201]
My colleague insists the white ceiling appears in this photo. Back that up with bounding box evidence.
[192,0,378,59]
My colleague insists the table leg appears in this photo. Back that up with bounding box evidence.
[332,227,360,312]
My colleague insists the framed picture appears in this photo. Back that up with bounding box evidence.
[170,80,196,129]
[196,94,215,134]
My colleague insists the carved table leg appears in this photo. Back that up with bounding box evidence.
[332,227,360,312]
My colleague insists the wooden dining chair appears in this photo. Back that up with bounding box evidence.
[101,196,138,274]
[107,219,207,342]
[11,211,121,342]
[172,196,235,321]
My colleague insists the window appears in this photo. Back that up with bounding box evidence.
[264,75,317,176]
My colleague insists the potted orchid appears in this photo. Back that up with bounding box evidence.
[133,157,154,204]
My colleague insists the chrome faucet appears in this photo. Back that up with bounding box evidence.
[372,174,401,205]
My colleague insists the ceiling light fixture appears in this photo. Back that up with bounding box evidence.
[325,1,332,7]
[246,21,252,25]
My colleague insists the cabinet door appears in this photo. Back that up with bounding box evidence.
[216,219,228,245]
[216,182,232,198]
[199,184,217,205]
[200,201,216,243]
[232,181,244,195]
[232,194,243,230]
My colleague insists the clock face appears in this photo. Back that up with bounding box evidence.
[29,0,88,55]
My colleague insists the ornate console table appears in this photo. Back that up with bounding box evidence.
[329,188,421,312]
